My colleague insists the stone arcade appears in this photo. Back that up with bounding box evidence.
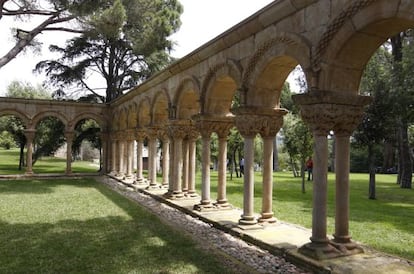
[1,0,412,262]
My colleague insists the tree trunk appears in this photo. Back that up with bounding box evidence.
[382,141,395,172]
[19,143,25,170]
[368,144,376,199]
[397,120,412,188]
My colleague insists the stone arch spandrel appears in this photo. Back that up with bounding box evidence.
[241,33,311,108]
[127,103,138,129]
[69,113,107,132]
[201,59,242,116]
[316,0,414,93]
[173,76,201,120]
[0,109,30,128]
[118,108,127,131]
[137,97,151,127]
[31,111,68,130]
[152,89,170,126]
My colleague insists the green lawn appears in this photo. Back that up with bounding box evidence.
[200,171,414,261]
[1,148,413,261]
[0,148,99,174]
[0,178,232,273]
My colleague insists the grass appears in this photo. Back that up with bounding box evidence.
[0,178,233,273]
[0,148,99,174]
[1,148,413,261]
[199,171,414,261]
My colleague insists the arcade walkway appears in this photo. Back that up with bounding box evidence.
[105,175,414,274]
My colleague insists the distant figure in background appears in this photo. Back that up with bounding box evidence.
[240,158,245,176]
[306,157,313,181]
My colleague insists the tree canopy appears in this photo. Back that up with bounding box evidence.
[35,0,183,102]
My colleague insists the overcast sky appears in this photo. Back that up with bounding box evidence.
[0,0,274,95]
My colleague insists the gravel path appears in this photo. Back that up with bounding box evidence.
[99,177,310,274]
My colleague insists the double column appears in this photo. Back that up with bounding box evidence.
[233,107,286,225]
[65,131,75,175]
[146,127,160,188]
[293,90,370,260]
[134,129,147,184]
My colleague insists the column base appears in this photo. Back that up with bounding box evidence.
[238,215,257,225]
[331,239,364,256]
[134,178,147,185]
[193,201,216,211]
[25,171,34,176]
[298,240,342,260]
[258,213,277,223]
[185,191,199,199]
[146,183,161,190]
[214,200,233,210]
[161,183,169,189]
[164,191,185,200]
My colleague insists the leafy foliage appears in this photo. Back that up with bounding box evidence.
[36,0,183,102]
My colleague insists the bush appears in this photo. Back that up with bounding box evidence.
[0,131,16,149]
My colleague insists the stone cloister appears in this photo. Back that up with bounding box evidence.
[1,0,413,261]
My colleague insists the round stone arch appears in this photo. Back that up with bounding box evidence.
[31,111,68,130]
[0,109,30,128]
[173,76,201,120]
[241,33,312,109]
[151,89,170,126]
[137,97,151,127]
[127,103,138,130]
[200,59,242,116]
[68,113,107,132]
[316,0,414,93]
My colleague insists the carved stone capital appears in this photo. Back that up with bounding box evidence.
[157,129,170,142]
[293,91,371,137]
[125,129,136,141]
[167,119,195,140]
[231,107,287,138]
[146,127,159,139]
[65,131,75,142]
[135,129,147,142]
[24,129,36,141]
[193,114,234,138]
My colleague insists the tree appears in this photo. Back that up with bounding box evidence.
[36,0,183,102]
[390,32,414,189]
[0,0,103,68]
[355,47,394,199]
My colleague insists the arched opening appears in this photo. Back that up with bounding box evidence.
[0,114,27,174]
[33,116,66,174]
[71,118,102,174]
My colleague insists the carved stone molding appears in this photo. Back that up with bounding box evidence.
[293,91,371,136]
[231,107,287,138]
[125,129,136,141]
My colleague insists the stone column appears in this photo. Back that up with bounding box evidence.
[65,131,75,175]
[293,91,370,260]
[158,130,170,189]
[24,129,36,175]
[186,129,199,198]
[214,120,233,209]
[166,121,189,199]
[110,136,117,174]
[134,130,146,184]
[99,132,108,174]
[193,122,214,211]
[331,107,367,255]
[125,135,134,180]
[146,128,159,188]
[117,139,125,178]
[182,139,189,193]
[257,114,285,222]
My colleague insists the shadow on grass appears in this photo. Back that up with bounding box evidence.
[0,178,96,194]
[0,178,230,273]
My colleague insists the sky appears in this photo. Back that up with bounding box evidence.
[0,0,274,95]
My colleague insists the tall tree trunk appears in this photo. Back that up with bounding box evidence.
[382,140,395,172]
[397,119,412,188]
[368,144,376,199]
[18,143,25,170]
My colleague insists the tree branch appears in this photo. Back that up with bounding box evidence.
[43,27,84,34]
